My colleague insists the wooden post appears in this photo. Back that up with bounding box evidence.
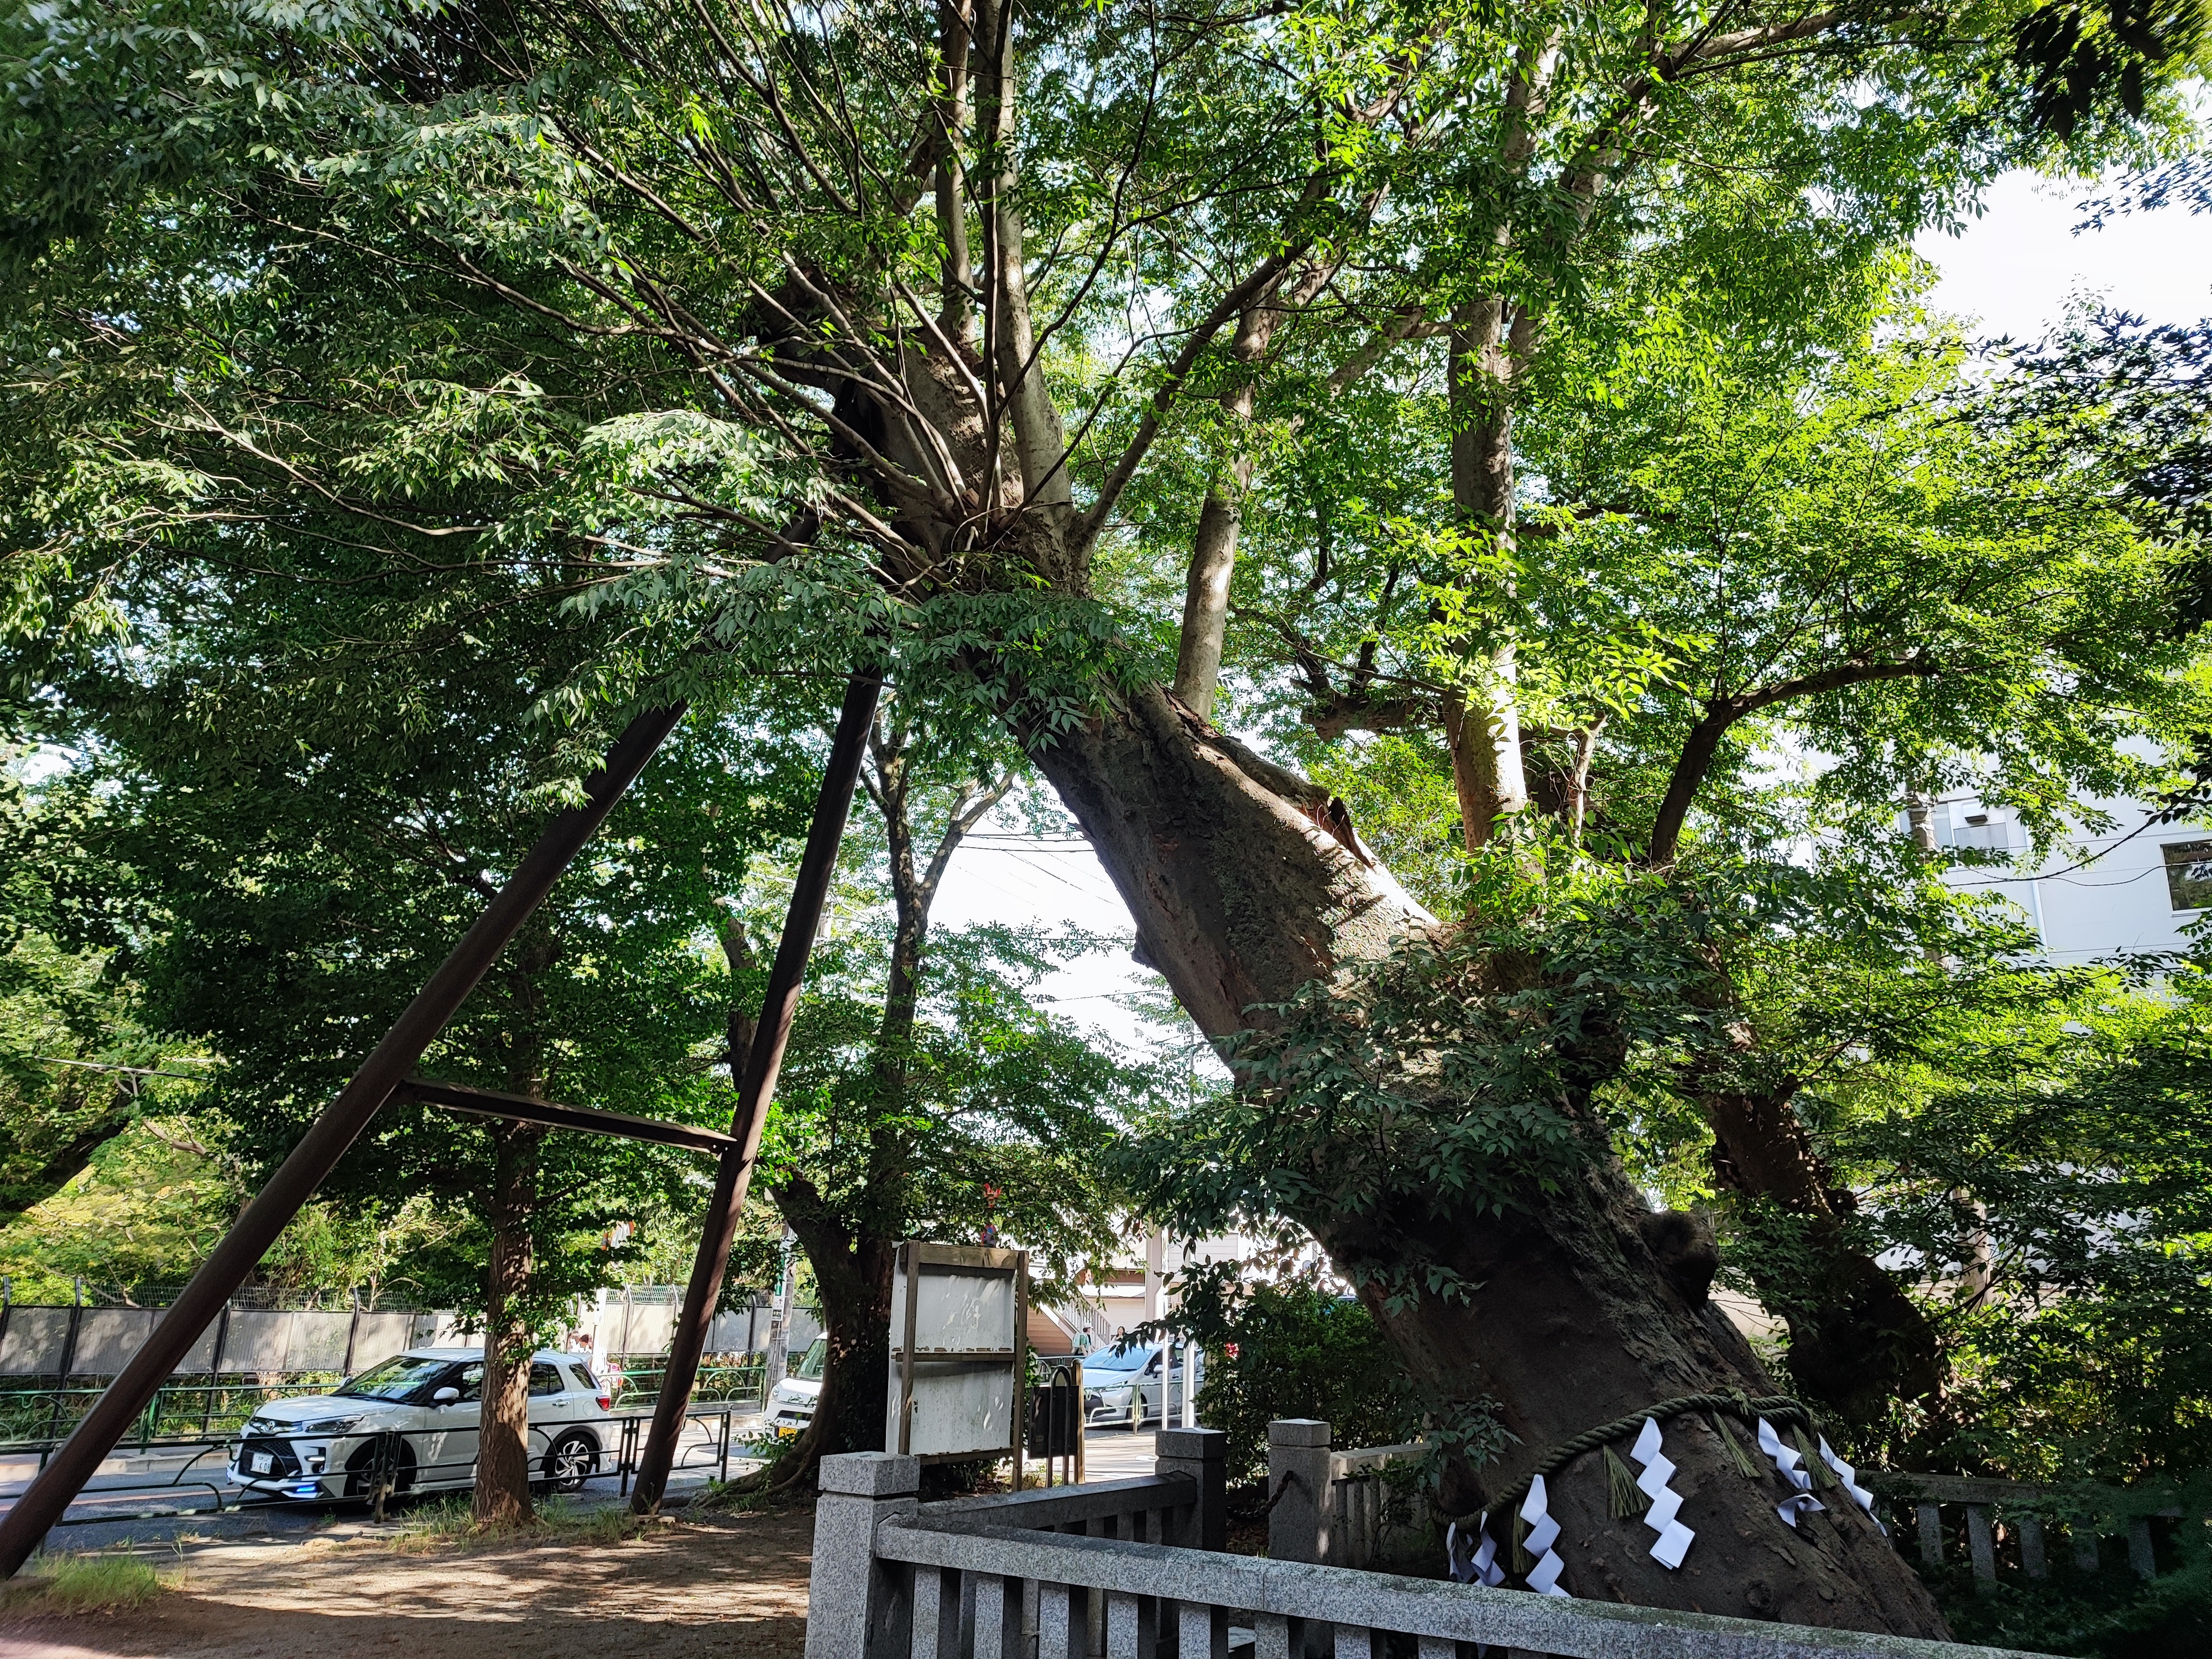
[629,671,883,1513]
[342,1287,363,1377]
[0,703,686,1577]
[1012,1259,1028,1493]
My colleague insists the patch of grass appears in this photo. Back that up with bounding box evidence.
[536,1494,661,1546]
[382,1495,481,1552]
[0,1550,174,1614]
[379,1493,667,1554]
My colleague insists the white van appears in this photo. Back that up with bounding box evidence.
[763,1337,828,1437]
[228,1347,613,1501]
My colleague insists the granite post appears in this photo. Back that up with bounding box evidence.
[808,1452,921,1659]
[1267,1420,1332,1565]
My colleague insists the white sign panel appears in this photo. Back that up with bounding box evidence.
[884,1243,1027,1465]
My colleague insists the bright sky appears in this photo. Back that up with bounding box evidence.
[941,164,2212,1055]
[1916,168,2212,340]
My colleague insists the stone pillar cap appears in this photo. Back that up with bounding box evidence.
[818,1451,922,1497]
[1157,1426,1227,1459]
[1267,1419,1331,1447]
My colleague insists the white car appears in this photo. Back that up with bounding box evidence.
[763,1337,827,1438]
[229,1347,613,1503]
[1082,1345,1189,1427]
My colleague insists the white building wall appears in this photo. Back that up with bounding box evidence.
[1929,788,2209,964]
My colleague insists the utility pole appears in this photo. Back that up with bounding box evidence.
[764,1225,796,1386]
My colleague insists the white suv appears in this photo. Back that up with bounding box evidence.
[229,1347,613,1503]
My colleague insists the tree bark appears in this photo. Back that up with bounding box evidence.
[1174,471,1246,722]
[975,0,1071,519]
[769,1194,898,1485]
[1173,295,1281,721]
[1442,300,1531,851]
[1702,1081,1943,1424]
[474,1118,543,1526]
[474,934,556,1527]
[1027,680,1949,1634]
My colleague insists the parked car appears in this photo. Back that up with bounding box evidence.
[763,1336,828,1438]
[228,1347,613,1503]
[1082,1344,1187,1427]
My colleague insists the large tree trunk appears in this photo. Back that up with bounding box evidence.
[1029,681,1948,1635]
[1703,1082,1943,1425]
[474,1120,542,1526]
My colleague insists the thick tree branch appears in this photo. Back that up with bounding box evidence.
[1074,172,1329,555]
[1646,656,1937,864]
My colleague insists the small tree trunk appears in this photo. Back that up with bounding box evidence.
[1441,300,1530,852]
[1172,298,1283,722]
[474,1121,542,1526]
[1174,479,1245,722]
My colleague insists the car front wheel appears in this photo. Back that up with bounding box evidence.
[543,1429,599,1493]
[343,1433,417,1498]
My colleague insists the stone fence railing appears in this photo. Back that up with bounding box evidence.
[805,1429,2051,1659]
[1265,1420,1427,1574]
[1877,1471,2209,1589]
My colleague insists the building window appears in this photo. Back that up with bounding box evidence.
[2163,841,2212,912]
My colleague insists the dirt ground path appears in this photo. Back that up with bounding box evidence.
[0,1501,814,1659]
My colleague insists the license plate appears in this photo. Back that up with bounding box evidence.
[249,1452,273,1474]
[775,1426,798,1439]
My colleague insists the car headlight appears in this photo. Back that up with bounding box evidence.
[769,1384,805,1405]
[299,1415,363,1436]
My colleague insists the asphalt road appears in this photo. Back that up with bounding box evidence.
[0,1411,760,1555]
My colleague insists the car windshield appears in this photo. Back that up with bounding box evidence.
[335,1354,453,1401]
[794,1337,828,1381]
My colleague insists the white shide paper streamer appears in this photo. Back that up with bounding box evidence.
[1756,1417,1826,1528]
[1519,1474,1571,1597]
[1818,1437,1888,1536]
[1446,1517,1507,1587]
[1627,1416,1697,1569]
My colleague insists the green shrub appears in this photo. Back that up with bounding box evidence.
[1940,1556,2212,1659]
[1164,1269,1422,1483]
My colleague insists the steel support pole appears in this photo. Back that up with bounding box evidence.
[630,669,882,1512]
[0,702,686,1575]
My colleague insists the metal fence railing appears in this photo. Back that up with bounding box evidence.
[0,1359,769,1455]
[0,1396,775,1528]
